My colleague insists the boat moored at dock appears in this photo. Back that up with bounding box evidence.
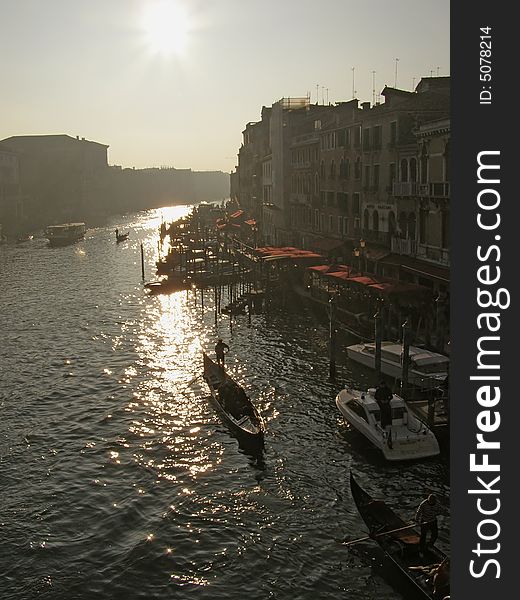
[346,341,449,389]
[336,387,440,460]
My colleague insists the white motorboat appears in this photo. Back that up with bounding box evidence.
[335,387,440,460]
[45,223,87,247]
[346,341,449,389]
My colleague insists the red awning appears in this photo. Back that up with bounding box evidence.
[325,267,358,280]
[229,210,244,219]
[347,275,380,286]
[244,219,257,226]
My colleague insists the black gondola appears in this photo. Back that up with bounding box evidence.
[349,472,449,600]
[202,352,265,447]
[115,228,129,243]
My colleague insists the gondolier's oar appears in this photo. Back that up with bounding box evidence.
[178,374,203,397]
[341,522,417,546]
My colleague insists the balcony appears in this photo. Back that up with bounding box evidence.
[391,236,417,256]
[419,182,450,198]
[416,244,451,266]
[392,182,421,196]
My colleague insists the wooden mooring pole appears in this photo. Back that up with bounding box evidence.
[401,319,410,399]
[329,295,337,380]
[140,243,145,280]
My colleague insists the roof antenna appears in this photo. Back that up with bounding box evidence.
[372,71,376,105]
[394,58,399,87]
[351,67,356,99]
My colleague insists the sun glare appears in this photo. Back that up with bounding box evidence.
[142,1,191,56]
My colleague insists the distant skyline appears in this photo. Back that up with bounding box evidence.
[1,0,449,173]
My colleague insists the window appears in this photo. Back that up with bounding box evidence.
[337,215,342,234]
[364,165,370,189]
[352,193,360,215]
[330,160,336,178]
[329,214,334,232]
[327,191,335,207]
[343,217,349,235]
[410,158,418,183]
[353,125,361,148]
[373,210,379,232]
[320,160,325,178]
[338,192,349,212]
[314,172,319,194]
[400,158,408,183]
[363,128,370,151]
[390,121,397,146]
[420,146,428,184]
[373,125,382,149]
[373,165,380,189]
[337,129,346,147]
[389,163,396,188]
[354,157,361,179]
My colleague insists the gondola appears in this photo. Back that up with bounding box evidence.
[202,352,265,447]
[115,229,129,243]
[349,472,449,600]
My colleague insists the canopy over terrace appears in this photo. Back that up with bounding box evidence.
[256,246,323,263]
[308,264,430,305]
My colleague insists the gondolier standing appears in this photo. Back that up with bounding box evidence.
[215,339,229,368]
[415,494,444,556]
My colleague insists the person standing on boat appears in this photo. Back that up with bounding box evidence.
[415,494,444,556]
[375,380,393,444]
[215,339,229,368]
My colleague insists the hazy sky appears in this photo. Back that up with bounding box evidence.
[1,0,449,173]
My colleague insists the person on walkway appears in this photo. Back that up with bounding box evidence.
[215,338,229,368]
[415,494,444,556]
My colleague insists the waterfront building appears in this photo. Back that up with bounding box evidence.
[0,148,25,235]
[0,134,109,227]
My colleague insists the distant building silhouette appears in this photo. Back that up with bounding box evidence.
[0,134,230,233]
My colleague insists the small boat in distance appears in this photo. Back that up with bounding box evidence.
[349,472,449,600]
[202,352,265,448]
[115,228,129,243]
[45,223,87,247]
[346,342,449,389]
[336,387,439,460]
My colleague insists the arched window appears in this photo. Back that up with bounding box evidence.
[330,160,336,178]
[410,158,417,183]
[339,158,346,178]
[314,172,319,194]
[408,212,417,240]
[399,211,407,238]
[400,158,408,183]
[420,146,428,184]
[354,157,361,179]
[320,160,325,178]
[373,210,379,232]
[388,211,396,236]
[363,208,370,232]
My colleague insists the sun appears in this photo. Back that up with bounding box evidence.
[141,1,191,57]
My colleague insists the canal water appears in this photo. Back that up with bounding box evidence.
[0,208,449,600]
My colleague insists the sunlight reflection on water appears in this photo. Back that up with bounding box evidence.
[0,205,448,600]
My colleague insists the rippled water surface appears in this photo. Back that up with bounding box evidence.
[0,208,449,599]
